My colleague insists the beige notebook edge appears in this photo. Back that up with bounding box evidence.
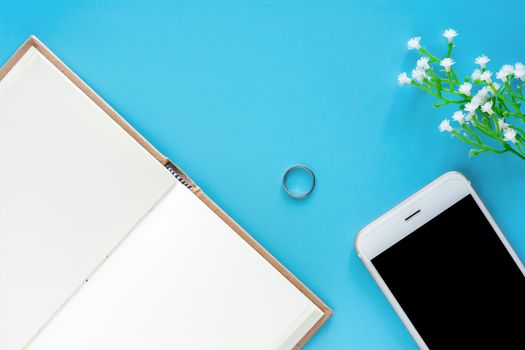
[0,35,332,349]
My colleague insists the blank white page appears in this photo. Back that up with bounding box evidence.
[0,47,175,350]
[28,184,324,350]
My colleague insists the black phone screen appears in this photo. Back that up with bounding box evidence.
[372,194,525,349]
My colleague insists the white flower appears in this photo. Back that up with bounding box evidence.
[501,64,514,74]
[496,65,513,82]
[458,82,472,96]
[465,112,474,122]
[514,63,525,81]
[407,37,422,50]
[481,101,494,115]
[479,70,492,83]
[452,111,465,125]
[503,128,517,143]
[515,70,525,81]
[416,56,430,70]
[475,55,490,69]
[411,67,427,82]
[471,96,482,106]
[498,118,509,129]
[472,69,482,81]
[397,72,412,86]
[440,58,455,72]
[471,88,490,106]
[464,101,479,113]
[496,71,508,82]
[443,29,458,43]
[439,119,453,132]
[477,86,490,98]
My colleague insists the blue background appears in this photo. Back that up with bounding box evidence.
[2,1,524,348]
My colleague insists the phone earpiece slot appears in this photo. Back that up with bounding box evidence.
[404,209,421,221]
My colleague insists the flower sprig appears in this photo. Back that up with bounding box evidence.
[398,29,525,160]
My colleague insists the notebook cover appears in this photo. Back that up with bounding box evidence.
[0,36,332,349]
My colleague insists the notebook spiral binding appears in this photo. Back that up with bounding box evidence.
[166,165,193,190]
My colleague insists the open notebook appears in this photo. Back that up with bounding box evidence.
[0,36,331,350]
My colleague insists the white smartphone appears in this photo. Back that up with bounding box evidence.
[355,171,525,349]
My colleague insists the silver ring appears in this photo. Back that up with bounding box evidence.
[282,165,316,198]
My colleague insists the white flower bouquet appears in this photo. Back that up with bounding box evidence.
[399,29,525,160]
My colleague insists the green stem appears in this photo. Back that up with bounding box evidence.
[501,142,525,160]
[462,124,482,144]
[450,68,460,84]
[501,110,525,120]
[446,43,453,58]
[411,82,466,104]
[452,130,505,154]
[418,48,440,62]
[434,99,469,107]
[504,82,525,104]
[489,83,514,105]
[447,71,454,90]
[471,113,498,138]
